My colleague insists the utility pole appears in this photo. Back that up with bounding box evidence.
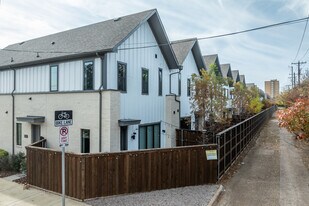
[291,61,306,85]
[289,66,294,88]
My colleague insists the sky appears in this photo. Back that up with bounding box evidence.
[1,0,309,91]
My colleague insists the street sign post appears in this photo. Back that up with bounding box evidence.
[55,110,73,206]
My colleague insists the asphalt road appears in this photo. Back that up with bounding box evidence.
[215,116,309,206]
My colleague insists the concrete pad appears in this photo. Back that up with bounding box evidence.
[0,178,89,206]
[3,174,26,182]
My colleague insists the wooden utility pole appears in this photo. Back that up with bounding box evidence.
[291,61,306,85]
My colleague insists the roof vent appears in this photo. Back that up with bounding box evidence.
[113,17,121,22]
[19,42,25,45]
[51,41,55,45]
[11,57,14,62]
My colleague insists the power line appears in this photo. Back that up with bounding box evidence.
[293,14,309,62]
[1,16,309,54]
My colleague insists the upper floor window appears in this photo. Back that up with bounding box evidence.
[142,68,149,95]
[50,65,58,91]
[83,60,94,90]
[187,78,191,97]
[158,68,162,96]
[117,62,127,92]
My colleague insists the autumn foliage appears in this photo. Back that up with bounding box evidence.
[277,99,309,139]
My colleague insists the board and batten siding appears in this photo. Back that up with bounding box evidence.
[0,70,14,94]
[10,58,102,93]
[106,21,170,124]
[179,50,199,118]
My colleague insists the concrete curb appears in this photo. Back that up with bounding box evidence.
[207,185,223,206]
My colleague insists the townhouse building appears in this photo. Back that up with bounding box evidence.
[0,9,183,154]
[170,38,205,130]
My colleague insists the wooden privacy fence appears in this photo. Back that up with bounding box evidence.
[216,106,276,178]
[26,144,217,200]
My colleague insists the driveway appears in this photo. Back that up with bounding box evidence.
[215,117,309,205]
[0,178,89,206]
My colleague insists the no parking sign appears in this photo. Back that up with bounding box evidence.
[59,126,69,146]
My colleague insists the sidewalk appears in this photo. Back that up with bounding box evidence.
[0,178,89,206]
[215,117,309,206]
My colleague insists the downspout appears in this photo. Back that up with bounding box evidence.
[10,67,16,155]
[169,66,182,128]
[96,53,104,152]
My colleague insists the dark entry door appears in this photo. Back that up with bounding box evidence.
[31,125,41,143]
[120,126,128,151]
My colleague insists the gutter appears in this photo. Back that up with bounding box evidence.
[96,52,104,152]
[10,67,16,155]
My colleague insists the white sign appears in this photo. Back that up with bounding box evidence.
[206,150,217,160]
[59,126,69,146]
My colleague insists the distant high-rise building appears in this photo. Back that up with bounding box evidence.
[265,79,279,99]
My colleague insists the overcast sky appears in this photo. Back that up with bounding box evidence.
[1,0,309,91]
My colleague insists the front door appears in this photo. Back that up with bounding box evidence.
[31,125,41,143]
[120,126,128,151]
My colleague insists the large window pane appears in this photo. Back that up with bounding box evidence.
[139,126,147,149]
[83,61,94,90]
[154,124,160,148]
[147,126,154,148]
[142,68,149,95]
[118,62,127,92]
[178,73,181,96]
[187,78,191,97]
[50,65,58,91]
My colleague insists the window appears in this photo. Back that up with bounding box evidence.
[158,68,162,96]
[139,124,160,149]
[141,68,149,95]
[81,129,90,153]
[50,65,58,91]
[16,123,22,146]
[178,73,181,96]
[187,78,191,97]
[118,62,127,92]
[83,61,94,90]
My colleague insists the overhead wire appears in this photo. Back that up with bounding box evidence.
[0,16,309,55]
[293,13,309,62]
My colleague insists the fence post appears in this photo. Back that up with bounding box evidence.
[181,130,184,146]
[216,134,220,180]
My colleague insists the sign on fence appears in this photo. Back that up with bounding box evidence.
[206,150,217,160]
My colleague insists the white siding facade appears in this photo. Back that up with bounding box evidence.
[0,70,14,94]
[106,21,171,150]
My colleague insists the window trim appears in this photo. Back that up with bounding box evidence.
[50,65,59,92]
[117,61,127,93]
[158,68,163,96]
[83,60,95,91]
[16,123,22,146]
[141,68,149,95]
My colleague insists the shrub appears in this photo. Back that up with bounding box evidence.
[10,152,25,172]
[0,149,9,158]
[277,98,309,139]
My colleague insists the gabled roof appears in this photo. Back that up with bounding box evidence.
[171,38,206,70]
[231,70,240,82]
[239,75,246,84]
[203,54,222,76]
[246,83,256,89]
[220,64,232,79]
[0,9,178,70]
